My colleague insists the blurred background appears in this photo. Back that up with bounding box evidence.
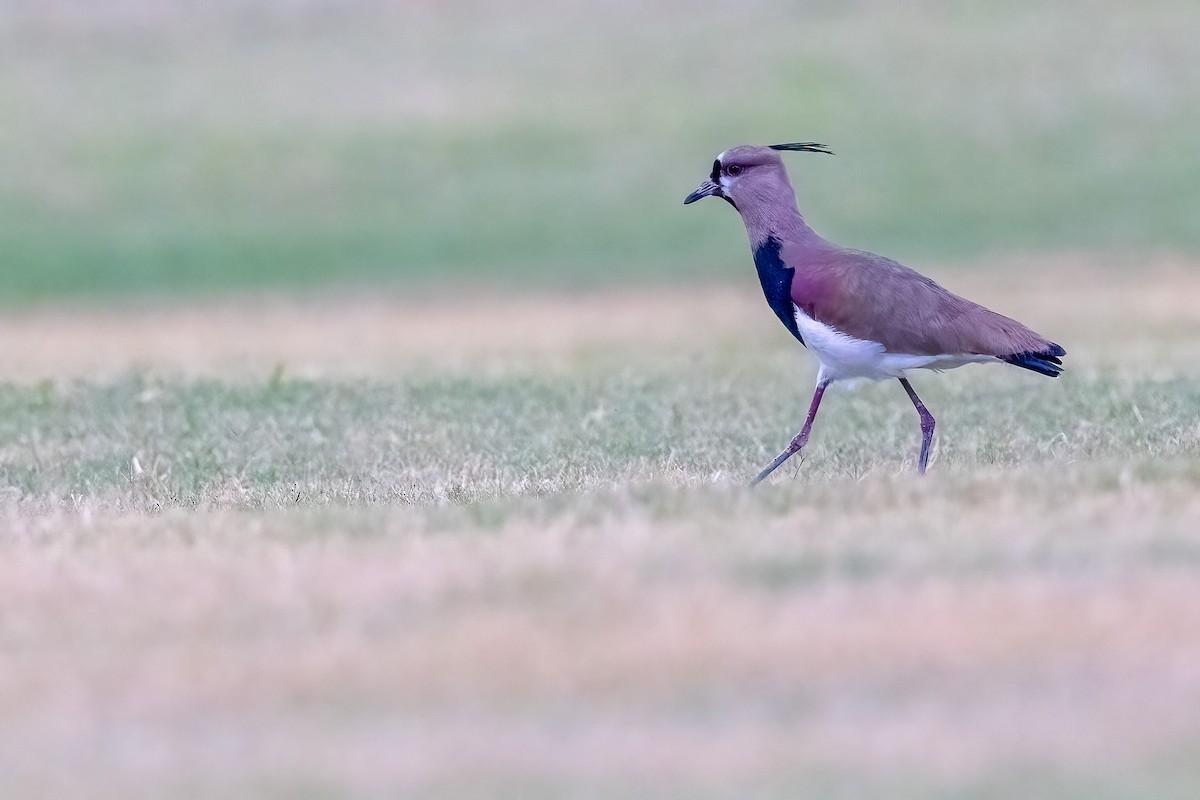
[3,0,1198,305]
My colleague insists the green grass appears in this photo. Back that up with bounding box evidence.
[3,0,1200,302]
[2,363,1196,512]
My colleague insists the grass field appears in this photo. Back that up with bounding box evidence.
[3,1,1200,797]
[2,257,1200,797]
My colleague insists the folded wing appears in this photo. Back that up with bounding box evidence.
[788,245,1065,370]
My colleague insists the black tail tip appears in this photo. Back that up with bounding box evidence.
[1004,347,1066,378]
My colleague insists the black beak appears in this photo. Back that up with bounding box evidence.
[683,178,722,205]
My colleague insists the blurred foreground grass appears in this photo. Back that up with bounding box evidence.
[3,0,1200,301]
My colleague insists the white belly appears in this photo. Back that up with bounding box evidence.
[793,304,996,382]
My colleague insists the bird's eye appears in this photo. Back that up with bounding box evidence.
[727,165,743,176]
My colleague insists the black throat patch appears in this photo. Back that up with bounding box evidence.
[751,236,803,345]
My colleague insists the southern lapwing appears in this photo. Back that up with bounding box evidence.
[684,143,1065,484]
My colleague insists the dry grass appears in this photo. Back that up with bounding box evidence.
[1,255,1197,381]
[2,475,1200,798]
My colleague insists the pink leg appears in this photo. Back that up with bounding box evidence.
[899,377,935,474]
[751,381,830,486]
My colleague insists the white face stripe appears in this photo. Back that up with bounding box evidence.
[714,151,742,192]
[792,304,998,383]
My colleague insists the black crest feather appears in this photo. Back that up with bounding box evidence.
[768,142,834,155]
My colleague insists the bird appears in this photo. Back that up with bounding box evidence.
[683,142,1065,484]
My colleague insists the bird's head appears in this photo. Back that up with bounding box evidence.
[683,142,832,212]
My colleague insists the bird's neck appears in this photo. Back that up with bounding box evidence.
[738,195,821,251]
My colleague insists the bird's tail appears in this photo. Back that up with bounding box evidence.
[1004,343,1066,377]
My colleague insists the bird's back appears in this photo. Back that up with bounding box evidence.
[786,240,1059,362]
